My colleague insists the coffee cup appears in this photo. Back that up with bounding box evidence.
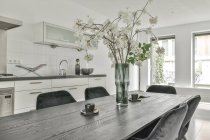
[131,94,139,101]
[85,103,95,112]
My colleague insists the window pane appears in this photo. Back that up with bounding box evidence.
[194,34,210,85]
[151,38,175,84]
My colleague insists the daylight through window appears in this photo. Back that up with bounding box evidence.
[151,36,175,85]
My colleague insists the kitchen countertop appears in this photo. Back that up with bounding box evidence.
[0,74,106,82]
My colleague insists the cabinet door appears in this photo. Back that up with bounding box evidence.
[52,85,88,102]
[52,78,88,88]
[88,77,106,88]
[15,80,51,92]
[0,82,14,88]
[14,89,51,113]
[34,22,80,49]
[45,23,77,45]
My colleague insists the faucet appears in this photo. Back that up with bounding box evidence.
[59,60,68,76]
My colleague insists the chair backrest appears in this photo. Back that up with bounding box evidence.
[146,85,177,94]
[146,103,188,140]
[178,95,201,139]
[85,86,109,100]
[36,90,76,110]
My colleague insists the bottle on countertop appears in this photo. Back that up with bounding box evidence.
[75,59,80,75]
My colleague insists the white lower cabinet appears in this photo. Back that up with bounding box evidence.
[14,89,51,114]
[13,76,106,114]
[88,77,106,88]
[0,82,14,88]
[52,84,88,102]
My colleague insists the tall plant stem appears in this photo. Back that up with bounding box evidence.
[135,1,150,22]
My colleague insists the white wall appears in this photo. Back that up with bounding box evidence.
[0,0,139,94]
[0,0,107,75]
[0,29,7,73]
[140,20,210,102]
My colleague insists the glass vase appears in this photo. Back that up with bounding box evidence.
[115,63,130,107]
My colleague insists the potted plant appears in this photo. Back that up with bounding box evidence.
[74,0,158,106]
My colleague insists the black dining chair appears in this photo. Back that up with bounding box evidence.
[178,95,201,140]
[146,85,177,94]
[129,103,188,140]
[85,86,109,100]
[36,90,76,110]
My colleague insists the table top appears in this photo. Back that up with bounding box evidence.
[0,92,193,140]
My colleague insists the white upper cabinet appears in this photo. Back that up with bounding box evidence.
[34,22,81,49]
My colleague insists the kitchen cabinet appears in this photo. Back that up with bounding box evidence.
[52,78,88,101]
[34,22,81,49]
[51,78,88,88]
[0,81,14,88]
[88,77,106,88]
[14,89,51,114]
[14,80,52,114]
[52,85,88,102]
[0,76,106,115]
[15,80,51,91]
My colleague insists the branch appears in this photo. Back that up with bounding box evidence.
[135,1,150,23]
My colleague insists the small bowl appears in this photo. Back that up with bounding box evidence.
[81,68,94,75]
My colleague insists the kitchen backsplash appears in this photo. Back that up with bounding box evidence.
[7,38,88,76]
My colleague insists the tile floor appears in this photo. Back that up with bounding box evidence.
[186,102,210,140]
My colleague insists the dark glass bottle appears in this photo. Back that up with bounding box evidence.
[75,59,80,75]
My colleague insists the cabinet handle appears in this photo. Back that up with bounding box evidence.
[69,88,78,90]
[30,92,42,95]
[30,82,42,84]
[94,78,101,80]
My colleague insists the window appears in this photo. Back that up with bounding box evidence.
[151,36,175,85]
[193,32,210,86]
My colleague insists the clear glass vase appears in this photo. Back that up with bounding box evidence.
[115,63,130,107]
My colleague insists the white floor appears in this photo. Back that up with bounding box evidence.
[186,102,210,140]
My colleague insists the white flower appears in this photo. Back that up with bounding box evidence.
[145,27,152,34]
[119,10,132,24]
[107,23,119,36]
[149,16,158,25]
[84,53,94,62]
[73,4,157,66]
[120,27,130,35]
[131,45,142,55]
[87,17,94,26]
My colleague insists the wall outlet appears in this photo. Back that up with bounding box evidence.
[8,59,13,64]
[7,59,21,64]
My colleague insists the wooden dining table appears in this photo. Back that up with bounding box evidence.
[0,92,194,140]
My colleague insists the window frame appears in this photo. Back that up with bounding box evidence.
[150,35,176,85]
[192,31,210,87]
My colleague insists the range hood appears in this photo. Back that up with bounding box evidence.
[0,16,22,30]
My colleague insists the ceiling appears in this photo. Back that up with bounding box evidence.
[70,0,210,27]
